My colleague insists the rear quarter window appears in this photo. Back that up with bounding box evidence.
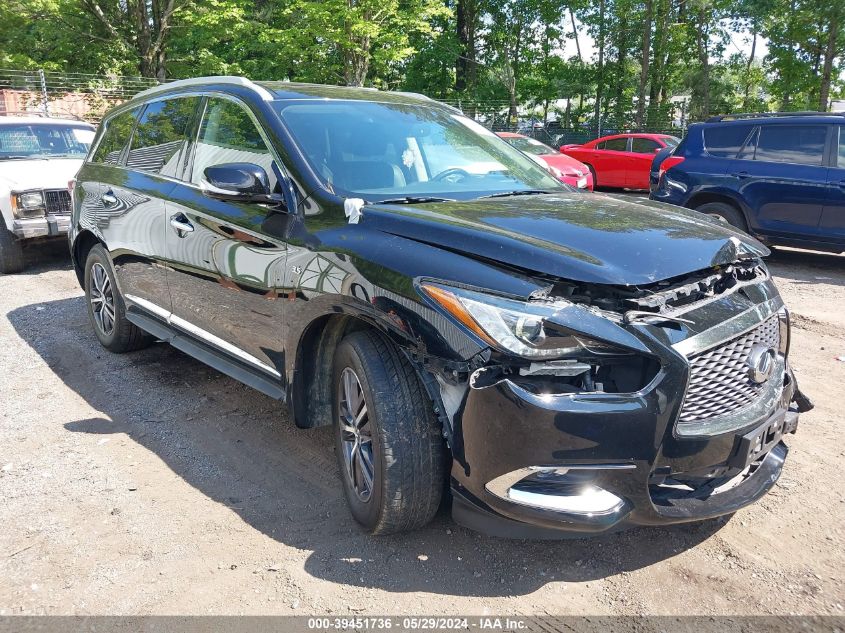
[703,125,754,158]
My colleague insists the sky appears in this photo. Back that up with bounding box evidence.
[561,18,768,64]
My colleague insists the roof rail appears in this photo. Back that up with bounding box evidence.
[130,76,275,102]
[707,111,845,122]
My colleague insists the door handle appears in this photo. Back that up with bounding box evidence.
[730,171,751,179]
[101,191,117,206]
[169,213,194,237]
[838,179,845,188]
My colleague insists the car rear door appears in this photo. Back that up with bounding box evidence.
[726,123,829,240]
[819,124,845,246]
[628,137,661,189]
[165,95,290,379]
[593,137,629,187]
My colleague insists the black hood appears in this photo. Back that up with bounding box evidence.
[364,192,768,286]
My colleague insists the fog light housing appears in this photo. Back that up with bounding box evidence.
[486,466,628,516]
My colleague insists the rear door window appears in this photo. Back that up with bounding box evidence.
[753,125,827,166]
[631,138,660,153]
[126,97,201,176]
[837,126,845,167]
[703,125,754,158]
[90,108,140,165]
[603,138,628,152]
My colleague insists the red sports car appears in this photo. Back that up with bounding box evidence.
[560,133,680,190]
[496,132,594,190]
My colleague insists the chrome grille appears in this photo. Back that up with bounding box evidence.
[679,316,780,424]
[44,189,71,215]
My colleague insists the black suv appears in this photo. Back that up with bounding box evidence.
[651,112,845,253]
[70,77,811,538]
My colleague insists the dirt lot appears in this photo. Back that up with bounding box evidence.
[1,239,843,617]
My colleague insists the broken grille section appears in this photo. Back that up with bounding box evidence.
[679,316,780,424]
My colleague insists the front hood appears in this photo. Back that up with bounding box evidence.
[365,192,768,286]
[0,158,83,192]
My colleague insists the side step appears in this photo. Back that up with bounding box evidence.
[126,311,286,400]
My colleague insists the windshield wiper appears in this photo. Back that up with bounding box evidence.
[477,189,556,199]
[0,155,33,160]
[376,196,456,204]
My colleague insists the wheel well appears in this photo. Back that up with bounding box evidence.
[292,314,377,429]
[686,192,742,214]
[71,230,102,288]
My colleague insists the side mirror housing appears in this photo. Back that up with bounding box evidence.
[201,163,281,205]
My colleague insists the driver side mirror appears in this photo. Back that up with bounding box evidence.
[201,163,284,206]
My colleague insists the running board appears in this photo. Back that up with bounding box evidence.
[126,310,285,400]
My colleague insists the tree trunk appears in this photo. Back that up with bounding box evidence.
[742,26,757,110]
[636,0,653,128]
[569,7,582,62]
[456,0,478,93]
[818,12,839,111]
[695,6,710,118]
[594,0,606,136]
[613,12,629,126]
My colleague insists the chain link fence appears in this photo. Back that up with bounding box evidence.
[0,68,686,146]
[0,68,159,122]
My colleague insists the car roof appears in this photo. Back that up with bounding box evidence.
[0,115,93,127]
[127,76,443,109]
[698,115,842,127]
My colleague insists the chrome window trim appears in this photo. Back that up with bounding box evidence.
[124,294,282,378]
[131,76,274,103]
[672,295,784,359]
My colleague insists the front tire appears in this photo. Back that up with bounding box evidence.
[333,330,447,534]
[84,244,153,353]
[695,201,748,232]
[0,223,24,274]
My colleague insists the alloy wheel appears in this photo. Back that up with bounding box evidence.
[338,367,375,501]
[90,262,115,336]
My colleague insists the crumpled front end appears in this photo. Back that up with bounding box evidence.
[420,260,812,538]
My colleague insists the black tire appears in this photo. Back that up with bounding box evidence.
[332,330,447,535]
[0,222,25,274]
[695,201,748,232]
[84,244,153,353]
[584,164,598,188]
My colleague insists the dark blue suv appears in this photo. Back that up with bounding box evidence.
[651,113,845,253]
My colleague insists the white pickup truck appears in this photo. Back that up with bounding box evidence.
[0,116,95,273]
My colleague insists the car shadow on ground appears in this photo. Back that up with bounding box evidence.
[18,239,74,275]
[8,296,726,597]
[766,247,845,288]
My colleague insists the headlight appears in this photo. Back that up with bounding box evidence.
[12,191,46,218]
[420,283,628,359]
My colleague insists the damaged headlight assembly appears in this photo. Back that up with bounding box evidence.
[420,282,658,395]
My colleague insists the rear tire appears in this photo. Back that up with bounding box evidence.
[0,223,25,274]
[332,330,447,535]
[584,164,598,188]
[84,244,153,353]
[695,201,748,232]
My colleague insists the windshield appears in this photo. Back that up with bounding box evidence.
[663,136,681,148]
[501,136,556,156]
[0,123,94,160]
[274,101,563,201]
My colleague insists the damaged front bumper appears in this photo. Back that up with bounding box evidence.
[12,214,70,239]
[450,368,811,539]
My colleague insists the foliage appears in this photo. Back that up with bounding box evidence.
[0,0,843,125]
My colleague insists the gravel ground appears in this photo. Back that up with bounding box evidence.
[0,239,843,617]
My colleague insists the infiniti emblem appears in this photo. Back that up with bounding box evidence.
[746,343,776,384]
